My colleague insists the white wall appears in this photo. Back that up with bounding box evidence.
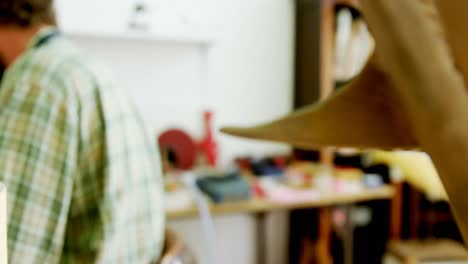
[71,0,295,167]
[69,1,295,263]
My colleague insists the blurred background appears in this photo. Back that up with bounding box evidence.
[54,0,468,263]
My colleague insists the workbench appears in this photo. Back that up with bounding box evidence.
[166,185,395,264]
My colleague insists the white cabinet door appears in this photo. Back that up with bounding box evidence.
[55,0,211,43]
[148,0,208,40]
[55,0,136,34]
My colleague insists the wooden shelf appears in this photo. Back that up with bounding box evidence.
[166,185,395,219]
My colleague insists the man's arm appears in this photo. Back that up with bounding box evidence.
[60,68,165,263]
[359,0,468,241]
[0,78,79,263]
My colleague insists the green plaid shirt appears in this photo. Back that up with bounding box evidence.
[0,27,165,263]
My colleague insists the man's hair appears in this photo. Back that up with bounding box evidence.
[0,0,56,27]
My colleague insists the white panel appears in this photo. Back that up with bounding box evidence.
[169,215,257,264]
[265,212,290,264]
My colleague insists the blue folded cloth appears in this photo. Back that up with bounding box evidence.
[196,173,251,203]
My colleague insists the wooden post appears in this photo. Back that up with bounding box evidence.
[390,182,404,240]
[409,188,421,238]
[317,208,333,264]
[320,0,335,101]
[319,0,335,167]
[317,1,335,263]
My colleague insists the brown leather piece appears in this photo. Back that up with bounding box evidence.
[222,59,416,150]
[435,0,468,85]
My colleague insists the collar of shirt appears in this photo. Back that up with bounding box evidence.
[25,26,60,50]
[0,26,59,87]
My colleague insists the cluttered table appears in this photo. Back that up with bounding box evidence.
[166,185,394,219]
[166,183,395,264]
[163,159,397,264]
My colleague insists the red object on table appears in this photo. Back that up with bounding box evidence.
[158,129,197,170]
[198,111,218,167]
[273,156,287,169]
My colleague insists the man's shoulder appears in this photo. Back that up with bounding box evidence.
[23,38,114,101]
[59,40,113,88]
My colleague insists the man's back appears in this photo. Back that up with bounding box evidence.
[0,27,165,263]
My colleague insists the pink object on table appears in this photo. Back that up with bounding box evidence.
[334,179,347,193]
[266,186,320,204]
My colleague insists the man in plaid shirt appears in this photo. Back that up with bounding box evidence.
[0,0,165,263]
